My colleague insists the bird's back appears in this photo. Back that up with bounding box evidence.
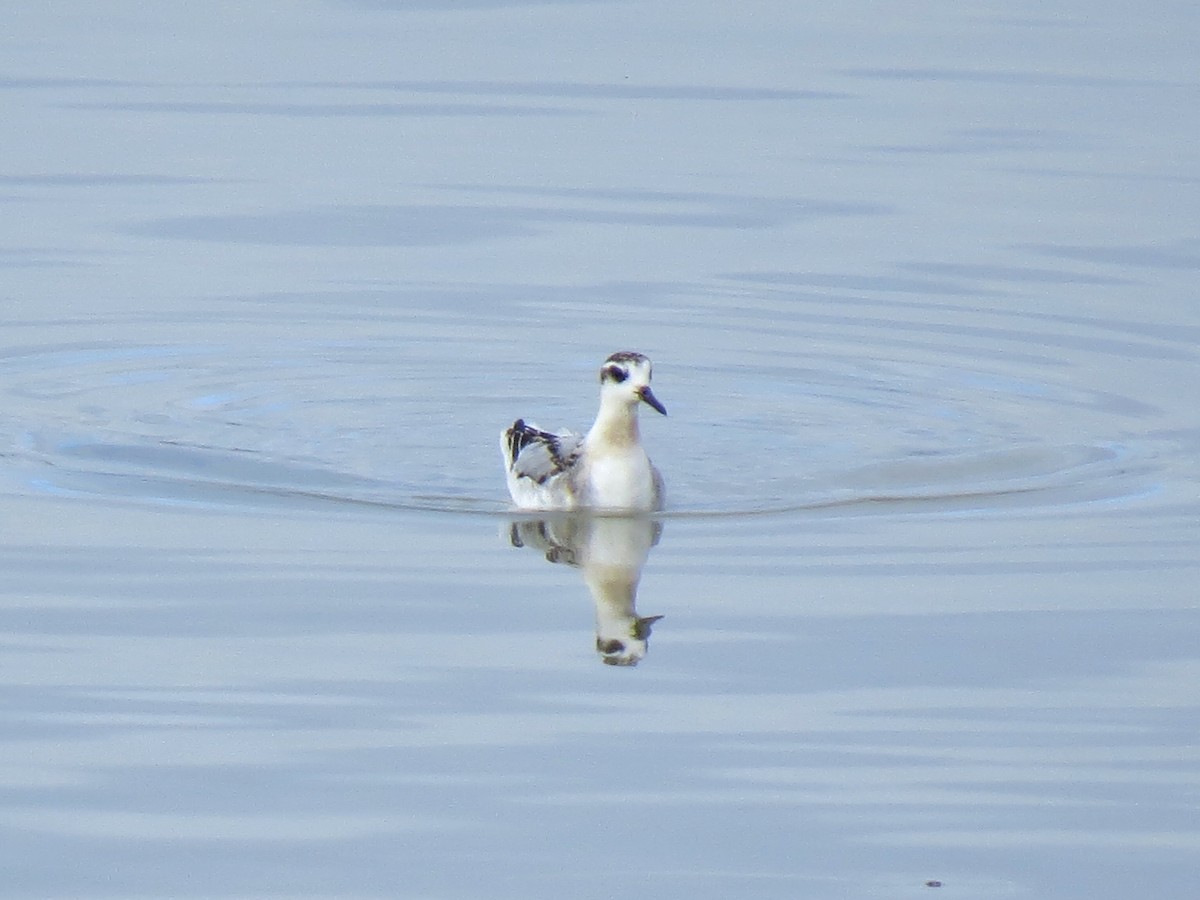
[501,419,584,509]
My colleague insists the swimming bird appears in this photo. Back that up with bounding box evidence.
[501,351,667,511]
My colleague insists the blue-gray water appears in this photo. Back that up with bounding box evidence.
[2,3,1198,898]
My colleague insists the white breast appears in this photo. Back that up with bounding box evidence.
[583,450,657,511]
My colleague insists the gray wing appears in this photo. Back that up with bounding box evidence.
[505,420,583,485]
[650,465,666,515]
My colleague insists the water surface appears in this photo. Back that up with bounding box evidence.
[1,2,1198,898]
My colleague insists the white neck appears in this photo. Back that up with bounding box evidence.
[587,395,640,450]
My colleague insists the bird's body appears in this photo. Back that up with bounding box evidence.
[501,352,667,512]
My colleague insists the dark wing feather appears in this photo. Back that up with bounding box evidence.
[504,419,583,485]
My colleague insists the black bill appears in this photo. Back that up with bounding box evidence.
[638,386,668,415]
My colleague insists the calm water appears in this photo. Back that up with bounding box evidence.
[2,2,1198,898]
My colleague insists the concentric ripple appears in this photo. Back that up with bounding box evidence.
[0,282,1180,518]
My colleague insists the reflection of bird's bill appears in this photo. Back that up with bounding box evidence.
[632,614,664,639]
[637,386,667,415]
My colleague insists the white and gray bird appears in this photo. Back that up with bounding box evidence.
[500,351,667,512]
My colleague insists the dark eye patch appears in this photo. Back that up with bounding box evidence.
[604,366,628,383]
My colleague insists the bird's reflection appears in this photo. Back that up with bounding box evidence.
[507,514,664,666]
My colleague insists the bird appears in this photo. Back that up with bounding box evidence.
[500,351,667,511]
[508,514,664,666]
